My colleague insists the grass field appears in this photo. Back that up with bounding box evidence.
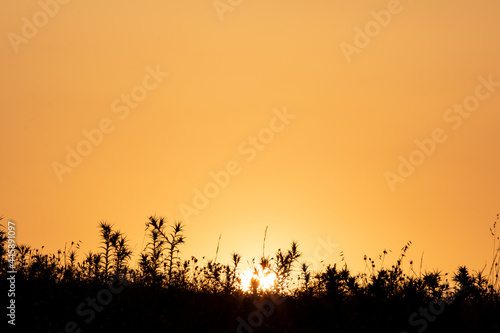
[2,215,500,332]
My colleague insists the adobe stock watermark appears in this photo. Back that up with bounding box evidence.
[8,0,72,54]
[178,107,295,225]
[306,235,341,270]
[52,65,169,182]
[6,221,17,326]
[213,0,243,21]
[340,0,409,64]
[385,74,499,192]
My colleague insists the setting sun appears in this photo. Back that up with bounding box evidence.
[239,267,278,292]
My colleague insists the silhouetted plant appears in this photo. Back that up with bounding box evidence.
[59,241,81,282]
[80,250,102,283]
[28,249,59,282]
[99,221,118,283]
[199,252,243,294]
[140,216,166,286]
[488,214,500,291]
[317,263,355,300]
[7,213,500,332]
[422,270,447,299]
[164,221,185,285]
[224,252,242,293]
[203,259,225,292]
[274,241,301,293]
[15,244,31,274]
[112,230,132,275]
[299,262,311,291]
[139,215,185,287]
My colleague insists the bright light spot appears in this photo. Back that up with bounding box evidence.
[240,267,277,292]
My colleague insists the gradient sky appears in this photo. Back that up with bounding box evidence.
[1,0,499,277]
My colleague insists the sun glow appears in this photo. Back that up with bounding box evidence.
[239,267,278,292]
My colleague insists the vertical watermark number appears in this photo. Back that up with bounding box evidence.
[7,221,17,326]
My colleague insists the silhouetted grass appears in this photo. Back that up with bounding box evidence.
[1,215,499,332]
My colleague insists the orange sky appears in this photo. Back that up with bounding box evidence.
[1,0,499,276]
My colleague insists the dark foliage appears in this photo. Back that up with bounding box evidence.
[1,215,499,332]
